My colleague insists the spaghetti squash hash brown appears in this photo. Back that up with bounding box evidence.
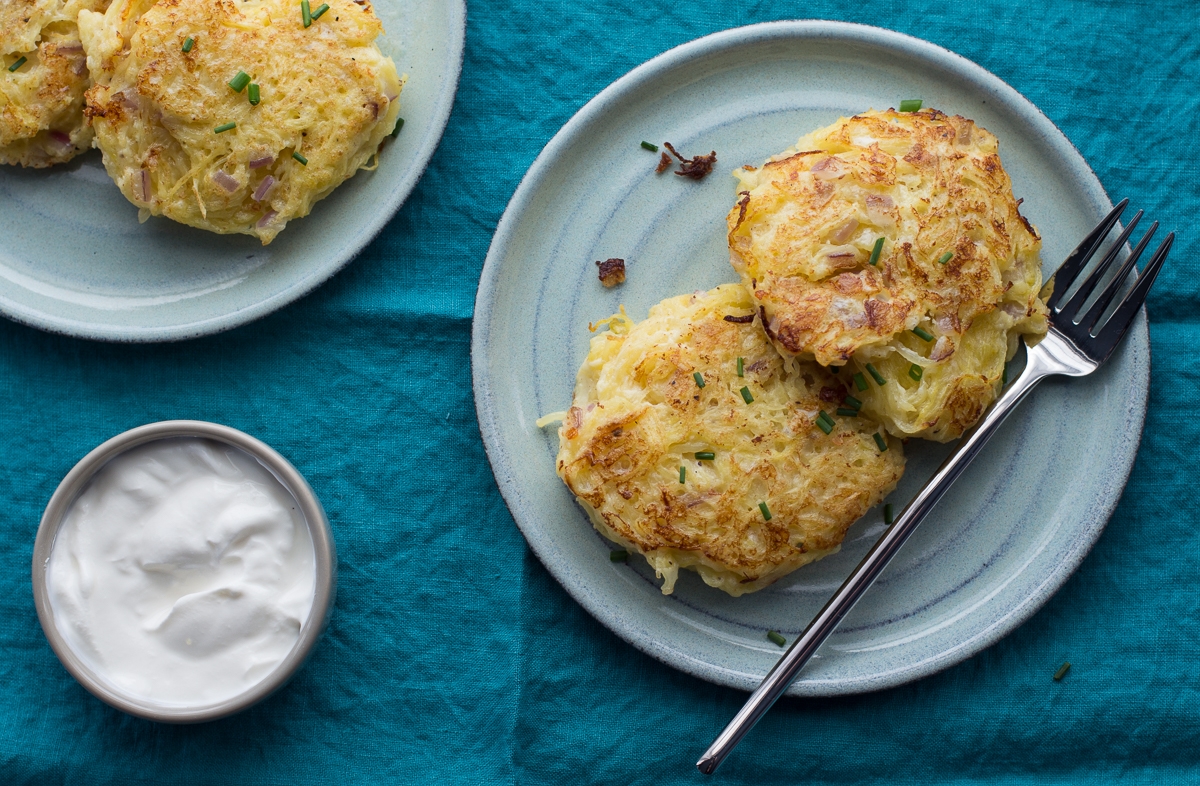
[1,0,107,167]
[728,109,1048,441]
[79,0,402,243]
[554,285,905,597]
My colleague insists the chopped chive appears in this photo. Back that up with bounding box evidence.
[1053,662,1071,681]
[301,0,312,27]
[912,326,934,342]
[873,433,888,452]
[830,365,840,374]
[884,503,894,524]
[693,371,706,388]
[899,99,922,112]
[869,237,884,266]
[737,357,744,377]
[937,251,954,265]
[214,122,236,134]
[311,2,330,19]
[854,372,868,392]
[866,363,887,386]
[740,386,754,404]
[182,37,195,53]
[836,407,859,417]
[248,83,261,105]
[391,117,405,137]
[640,141,659,152]
[228,71,251,93]
[1002,363,1008,385]
[8,56,27,73]
[767,630,786,647]
[843,394,862,410]
[816,411,834,435]
[609,549,628,562]
[908,363,923,382]
[758,502,772,521]
[695,451,715,461]
[292,151,308,165]
[679,466,686,484]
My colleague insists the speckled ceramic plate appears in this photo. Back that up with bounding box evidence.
[0,0,464,342]
[472,21,1147,696]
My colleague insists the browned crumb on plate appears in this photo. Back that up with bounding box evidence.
[655,151,671,174]
[596,258,626,287]
[662,142,717,180]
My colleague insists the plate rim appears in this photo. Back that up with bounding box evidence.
[0,0,467,343]
[472,19,1148,695]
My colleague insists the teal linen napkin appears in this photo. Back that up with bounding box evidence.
[1,1,1197,783]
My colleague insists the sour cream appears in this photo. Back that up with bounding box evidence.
[45,438,315,707]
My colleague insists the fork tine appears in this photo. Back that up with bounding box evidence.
[1046,198,1129,312]
[1086,232,1173,359]
[1057,210,1143,319]
[1081,221,1158,333]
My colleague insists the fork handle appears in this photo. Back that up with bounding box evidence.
[697,338,1073,775]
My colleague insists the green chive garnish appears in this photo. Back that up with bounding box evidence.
[248,83,261,105]
[737,357,744,377]
[908,364,923,382]
[836,407,858,417]
[884,503,894,524]
[854,373,868,392]
[740,386,754,404]
[679,466,686,484]
[8,56,27,73]
[899,99,922,112]
[1002,363,1008,385]
[758,502,772,521]
[816,411,834,435]
[695,451,715,461]
[874,433,888,452]
[311,2,330,19]
[640,141,658,152]
[693,371,706,388]
[1053,662,1071,681]
[214,122,236,134]
[391,117,405,137]
[182,37,195,53]
[301,0,312,27]
[610,549,628,562]
[866,363,887,386]
[843,394,862,410]
[767,630,786,647]
[912,326,934,342]
[938,251,954,265]
[228,71,251,93]
[869,237,884,266]
[292,151,308,165]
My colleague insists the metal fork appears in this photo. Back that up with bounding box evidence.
[697,199,1174,775]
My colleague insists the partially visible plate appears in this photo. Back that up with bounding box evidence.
[473,21,1147,696]
[0,0,465,341]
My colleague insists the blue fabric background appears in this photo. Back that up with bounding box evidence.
[1,1,1197,783]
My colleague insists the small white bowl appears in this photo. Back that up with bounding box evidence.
[31,420,336,723]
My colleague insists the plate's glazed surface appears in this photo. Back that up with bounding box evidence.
[0,0,465,341]
[473,21,1147,696]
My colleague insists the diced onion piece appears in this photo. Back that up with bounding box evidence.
[249,155,275,169]
[534,411,567,428]
[132,169,150,203]
[829,218,859,245]
[256,210,278,228]
[56,42,84,52]
[811,156,844,180]
[47,131,73,150]
[212,170,240,193]
[252,175,275,202]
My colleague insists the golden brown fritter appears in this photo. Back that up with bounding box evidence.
[1,0,107,167]
[553,285,904,597]
[727,109,1048,440]
[79,0,402,243]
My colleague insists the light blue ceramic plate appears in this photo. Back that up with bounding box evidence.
[0,0,465,342]
[473,21,1147,696]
